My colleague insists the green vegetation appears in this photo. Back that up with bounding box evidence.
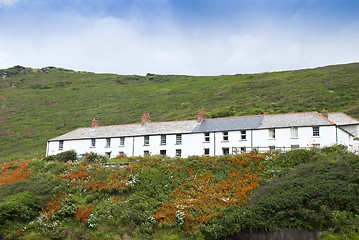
[0,147,358,239]
[0,63,359,160]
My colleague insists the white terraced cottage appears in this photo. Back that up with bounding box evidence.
[46,109,359,158]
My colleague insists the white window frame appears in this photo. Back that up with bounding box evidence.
[91,138,96,147]
[144,150,150,156]
[222,147,230,155]
[223,131,229,141]
[119,137,125,146]
[176,149,181,157]
[144,136,150,146]
[161,135,166,145]
[176,134,182,145]
[160,150,166,156]
[269,129,276,139]
[240,130,247,140]
[204,148,210,155]
[106,138,111,148]
[204,133,210,142]
[312,126,320,137]
[291,127,298,139]
[59,140,64,150]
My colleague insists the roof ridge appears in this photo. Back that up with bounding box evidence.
[315,111,336,125]
[336,112,359,122]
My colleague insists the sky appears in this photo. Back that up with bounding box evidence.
[0,0,358,76]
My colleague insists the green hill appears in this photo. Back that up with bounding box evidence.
[0,63,359,160]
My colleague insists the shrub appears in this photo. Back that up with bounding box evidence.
[48,150,77,162]
[83,152,108,163]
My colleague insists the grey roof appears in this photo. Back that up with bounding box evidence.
[259,112,334,129]
[192,116,264,133]
[50,120,199,141]
[50,111,345,141]
[328,113,359,126]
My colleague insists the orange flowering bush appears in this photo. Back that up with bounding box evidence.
[0,160,32,186]
[76,204,95,224]
[41,194,65,220]
[154,153,266,232]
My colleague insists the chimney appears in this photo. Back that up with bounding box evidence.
[321,108,329,119]
[91,116,99,128]
[141,113,151,126]
[197,109,206,123]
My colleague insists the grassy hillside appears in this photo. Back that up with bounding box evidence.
[0,63,359,160]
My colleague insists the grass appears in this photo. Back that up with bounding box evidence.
[0,63,359,160]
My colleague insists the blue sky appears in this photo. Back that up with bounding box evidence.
[0,0,358,75]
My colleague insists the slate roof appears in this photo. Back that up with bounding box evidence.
[192,115,263,133]
[258,112,334,129]
[50,120,199,141]
[49,111,342,141]
[328,113,359,126]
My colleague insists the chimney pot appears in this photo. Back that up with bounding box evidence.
[197,109,206,123]
[141,113,151,126]
[321,108,329,119]
[92,116,99,128]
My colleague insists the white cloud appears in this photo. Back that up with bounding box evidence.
[0,13,358,75]
[0,0,18,6]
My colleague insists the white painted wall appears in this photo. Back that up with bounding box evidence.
[47,125,355,158]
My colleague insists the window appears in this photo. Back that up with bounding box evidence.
[313,127,320,137]
[59,140,63,150]
[291,127,298,139]
[105,152,111,159]
[204,133,210,142]
[118,151,125,157]
[106,138,111,147]
[291,145,299,150]
[176,149,181,157]
[161,135,166,145]
[222,147,230,155]
[204,148,210,155]
[144,136,149,146]
[91,138,96,147]
[120,137,125,146]
[176,134,182,145]
[223,131,229,141]
[160,150,166,156]
[144,150,150,156]
[241,130,247,140]
[269,129,276,139]
[312,143,320,149]
[240,147,246,153]
[269,145,275,151]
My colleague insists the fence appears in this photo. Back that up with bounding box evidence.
[231,146,317,154]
